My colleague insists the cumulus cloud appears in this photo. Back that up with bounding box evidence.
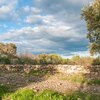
[0,0,18,20]
[0,24,87,54]
[0,0,93,57]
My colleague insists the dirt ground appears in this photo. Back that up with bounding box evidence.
[0,69,100,94]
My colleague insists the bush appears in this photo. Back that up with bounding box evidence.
[0,84,9,98]
[0,56,11,64]
[92,57,100,65]
[71,55,93,66]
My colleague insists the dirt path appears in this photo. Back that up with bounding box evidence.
[0,70,100,94]
[24,74,81,93]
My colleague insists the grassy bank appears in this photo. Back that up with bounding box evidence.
[1,87,100,100]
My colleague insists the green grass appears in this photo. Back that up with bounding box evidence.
[61,74,86,83]
[3,89,66,100]
[3,89,100,100]
[0,84,9,98]
[66,91,100,100]
[87,79,100,85]
[60,74,100,85]
[29,69,54,78]
[30,70,48,76]
[8,89,35,100]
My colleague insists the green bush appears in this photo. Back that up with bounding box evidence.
[0,84,9,98]
[92,57,100,65]
[0,56,11,64]
[71,55,93,66]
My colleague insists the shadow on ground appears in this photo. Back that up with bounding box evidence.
[0,65,57,92]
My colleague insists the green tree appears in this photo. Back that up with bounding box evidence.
[82,0,100,55]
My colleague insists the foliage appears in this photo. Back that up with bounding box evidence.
[2,89,100,100]
[0,55,11,64]
[0,84,9,98]
[0,43,16,55]
[71,55,93,66]
[92,57,100,65]
[87,79,100,85]
[66,91,100,100]
[0,42,99,65]
[3,89,66,100]
[18,56,34,64]
[82,0,100,55]
[61,74,86,83]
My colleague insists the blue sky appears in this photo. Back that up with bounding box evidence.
[0,0,93,57]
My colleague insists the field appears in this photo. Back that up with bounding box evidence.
[0,65,100,100]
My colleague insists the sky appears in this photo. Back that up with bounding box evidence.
[0,0,93,58]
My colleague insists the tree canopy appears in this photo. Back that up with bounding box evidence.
[82,0,100,55]
[0,43,17,55]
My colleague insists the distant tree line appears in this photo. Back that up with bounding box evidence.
[0,43,100,65]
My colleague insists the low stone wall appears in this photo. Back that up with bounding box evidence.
[0,64,100,74]
[0,65,56,73]
[57,65,89,74]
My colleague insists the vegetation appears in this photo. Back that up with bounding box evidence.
[0,43,16,55]
[66,91,100,100]
[87,79,100,85]
[1,88,100,100]
[82,0,100,55]
[61,74,100,85]
[0,43,100,65]
[2,89,66,100]
[61,74,86,83]
[71,55,93,66]
[0,84,9,99]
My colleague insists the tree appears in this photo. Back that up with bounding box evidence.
[0,43,17,55]
[4,43,17,55]
[82,0,100,55]
[0,43,5,54]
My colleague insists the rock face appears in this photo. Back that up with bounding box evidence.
[0,64,100,75]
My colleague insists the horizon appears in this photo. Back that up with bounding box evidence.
[0,0,93,58]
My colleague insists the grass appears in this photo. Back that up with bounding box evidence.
[3,89,66,100]
[30,70,48,76]
[60,74,100,85]
[29,69,55,77]
[0,84,9,99]
[2,89,100,100]
[60,74,86,83]
[66,91,100,100]
[87,79,100,85]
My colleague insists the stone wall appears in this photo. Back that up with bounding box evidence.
[0,64,100,74]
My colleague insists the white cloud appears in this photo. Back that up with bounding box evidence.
[0,0,91,55]
[67,0,92,5]
[0,23,86,54]
[23,6,41,14]
[0,0,18,20]
[25,15,42,23]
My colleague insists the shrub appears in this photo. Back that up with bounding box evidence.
[0,84,9,98]
[92,57,100,65]
[71,55,93,66]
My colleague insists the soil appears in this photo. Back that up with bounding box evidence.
[0,70,100,94]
